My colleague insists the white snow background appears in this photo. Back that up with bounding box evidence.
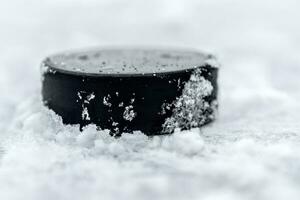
[1,0,300,199]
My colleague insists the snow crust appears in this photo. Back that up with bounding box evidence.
[1,0,300,199]
[162,68,216,133]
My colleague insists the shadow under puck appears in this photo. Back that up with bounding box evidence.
[41,48,219,136]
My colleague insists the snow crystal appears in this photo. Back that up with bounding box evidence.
[77,92,95,120]
[123,105,137,121]
[86,93,96,103]
[103,94,112,107]
[81,107,90,121]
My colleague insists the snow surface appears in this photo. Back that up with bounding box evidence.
[1,0,300,199]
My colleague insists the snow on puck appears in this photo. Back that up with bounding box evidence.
[41,48,219,136]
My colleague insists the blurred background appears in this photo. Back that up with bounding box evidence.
[1,0,300,116]
[1,0,300,199]
[0,0,300,96]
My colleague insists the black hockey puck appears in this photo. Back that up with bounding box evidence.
[41,48,219,136]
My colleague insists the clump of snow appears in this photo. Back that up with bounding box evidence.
[103,94,112,107]
[123,105,137,121]
[77,91,95,121]
[162,68,216,133]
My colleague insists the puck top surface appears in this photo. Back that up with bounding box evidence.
[43,48,216,77]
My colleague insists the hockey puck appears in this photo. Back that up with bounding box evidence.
[41,48,219,136]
